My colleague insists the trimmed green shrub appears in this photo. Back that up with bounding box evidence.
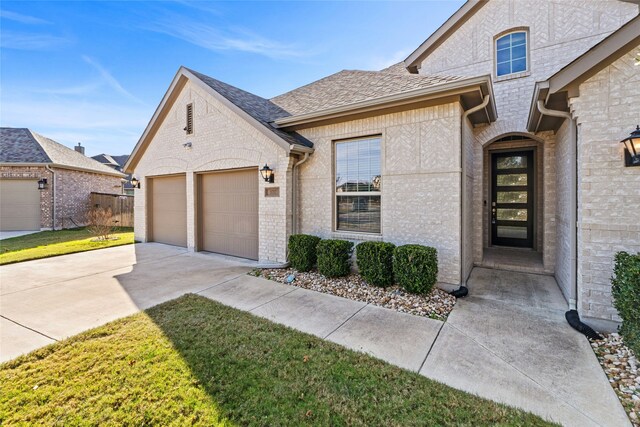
[612,251,640,355]
[356,241,396,287]
[317,239,353,278]
[288,234,321,272]
[393,244,438,295]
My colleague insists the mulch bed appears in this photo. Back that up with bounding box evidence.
[590,333,639,426]
[254,268,456,320]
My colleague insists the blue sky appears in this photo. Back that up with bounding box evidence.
[0,1,463,157]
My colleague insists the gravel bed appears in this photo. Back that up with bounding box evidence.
[590,333,639,426]
[254,268,456,320]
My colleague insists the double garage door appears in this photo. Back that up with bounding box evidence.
[0,179,41,231]
[150,169,258,260]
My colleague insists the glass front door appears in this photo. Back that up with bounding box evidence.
[491,150,534,248]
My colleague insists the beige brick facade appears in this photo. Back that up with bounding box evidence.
[0,165,123,229]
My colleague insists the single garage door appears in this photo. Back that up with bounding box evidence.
[200,169,258,260]
[150,175,187,247]
[0,179,41,231]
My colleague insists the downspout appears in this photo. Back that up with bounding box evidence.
[292,153,310,235]
[45,165,56,230]
[536,100,600,339]
[451,94,490,298]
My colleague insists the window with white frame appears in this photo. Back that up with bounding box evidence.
[335,136,381,233]
[495,31,528,77]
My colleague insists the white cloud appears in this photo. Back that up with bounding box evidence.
[0,10,50,25]
[0,31,70,50]
[82,56,146,105]
[368,48,412,71]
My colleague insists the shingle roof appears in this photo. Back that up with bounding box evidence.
[186,68,313,148]
[0,128,124,176]
[91,153,120,167]
[270,69,462,116]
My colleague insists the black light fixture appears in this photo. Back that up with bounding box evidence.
[37,178,47,190]
[130,176,141,189]
[260,164,274,183]
[621,125,640,167]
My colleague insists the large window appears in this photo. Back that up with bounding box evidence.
[335,137,381,233]
[495,31,527,77]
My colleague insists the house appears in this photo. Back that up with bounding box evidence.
[92,154,134,195]
[125,0,640,330]
[0,128,126,231]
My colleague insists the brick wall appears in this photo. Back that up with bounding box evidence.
[569,47,640,322]
[133,79,292,263]
[296,103,464,286]
[0,166,53,229]
[554,120,573,302]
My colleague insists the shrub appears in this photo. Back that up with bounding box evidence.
[356,241,396,287]
[612,251,640,355]
[288,234,321,272]
[85,207,115,241]
[317,239,353,278]
[393,244,438,295]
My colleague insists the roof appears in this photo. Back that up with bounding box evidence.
[185,68,312,148]
[404,0,488,73]
[0,128,125,177]
[92,153,129,168]
[270,70,461,116]
[528,14,640,132]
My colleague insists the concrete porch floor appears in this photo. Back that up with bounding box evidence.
[480,246,548,274]
[0,245,629,426]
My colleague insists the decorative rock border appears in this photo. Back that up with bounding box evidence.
[253,268,456,320]
[590,333,639,426]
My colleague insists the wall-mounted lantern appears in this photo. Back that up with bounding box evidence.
[130,176,141,189]
[37,178,47,190]
[259,164,274,183]
[621,125,640,167]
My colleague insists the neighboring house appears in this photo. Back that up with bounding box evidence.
[92,153,134,195]
[0,128,126,231]
[125,0,640,329]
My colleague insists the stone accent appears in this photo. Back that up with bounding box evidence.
[296,103,464,286]
[132,80,293,263]
[0,165,122,229]
[569,47,640,322]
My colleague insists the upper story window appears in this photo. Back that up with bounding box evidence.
[335,136,381,234]
[495,31,528,77]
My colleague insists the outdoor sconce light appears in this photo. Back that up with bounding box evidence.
[130,176,141,189]
[260,164,274,183]
[37,178,47,190]
[621,125,640,167]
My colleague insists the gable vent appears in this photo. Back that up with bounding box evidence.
[185,103,193,135]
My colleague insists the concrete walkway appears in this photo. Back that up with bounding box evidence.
[0,230,40,240]
[0,244,628,426]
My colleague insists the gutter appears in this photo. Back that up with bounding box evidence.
[536,100,577,310]
[274,75,496,129]
[45,165,56,230]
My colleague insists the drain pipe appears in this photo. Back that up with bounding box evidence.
[292,152,309,235]
[536,100,599,339]
[45,165,56,230]
[450,95,490,299]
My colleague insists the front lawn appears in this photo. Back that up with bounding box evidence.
[0,294,555,426]
[0,227,134,265]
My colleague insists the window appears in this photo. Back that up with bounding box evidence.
[185,103,193,134]
[335,136,381,233]
[495,31,527,77]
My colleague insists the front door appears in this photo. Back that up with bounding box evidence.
[491,150,534,248]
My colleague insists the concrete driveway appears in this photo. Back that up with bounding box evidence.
[1,243,253,362]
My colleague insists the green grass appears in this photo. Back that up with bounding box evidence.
[0,227,134,265]
[0,294,556,426]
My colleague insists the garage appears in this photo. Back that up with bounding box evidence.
[0,179,41,231]
[199,168,259,260]
[149,174,187,247]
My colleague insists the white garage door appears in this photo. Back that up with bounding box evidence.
[200,169,258,260]
[150,175,187,247]
[0,179,41,231]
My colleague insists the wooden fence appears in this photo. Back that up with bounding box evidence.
[90,192,134,228]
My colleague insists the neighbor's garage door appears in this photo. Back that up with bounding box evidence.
[200,169,258,260]
[0,179,41,231]
[150,175,187,247]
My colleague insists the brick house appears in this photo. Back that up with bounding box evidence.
[125,0,640,329]
[0,128,126,231]
[92,154,134,195]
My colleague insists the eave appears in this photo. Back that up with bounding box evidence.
[273,75,497,131]
[0,162,126,178]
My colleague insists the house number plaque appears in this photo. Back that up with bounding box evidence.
[265,187,280,197]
